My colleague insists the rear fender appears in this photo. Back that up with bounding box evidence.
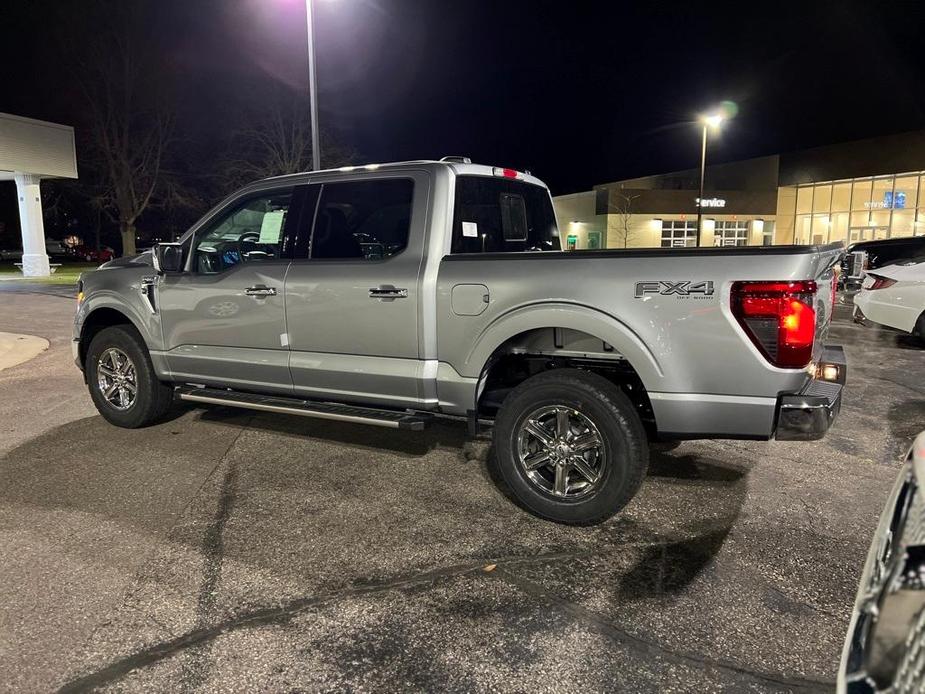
[464,302,664,392]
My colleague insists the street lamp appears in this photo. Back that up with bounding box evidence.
[305,0,321,171]
[696,112,725,246]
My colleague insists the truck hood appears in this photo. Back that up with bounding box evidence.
[99,250,153,270]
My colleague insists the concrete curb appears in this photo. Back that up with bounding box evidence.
[0,332,50,371]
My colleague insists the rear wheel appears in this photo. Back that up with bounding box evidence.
[914,312,925,343]
[86,325,174,428]
[494,369,649,524]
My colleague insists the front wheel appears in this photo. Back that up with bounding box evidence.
[494,369,649,525]
[86,325,175,428]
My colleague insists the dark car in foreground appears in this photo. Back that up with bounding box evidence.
[842,237,925,290]
[840,431,925,693]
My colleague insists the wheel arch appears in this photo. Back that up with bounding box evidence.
[467,304,663,434]
[78,305,145,370]
[466,303,663,385]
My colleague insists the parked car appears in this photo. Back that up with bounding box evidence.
[839,431,925,693]
[0,248,23,261]
[72,159,847,523]
[854,260,925,339]
[73,245,115,263]
[841,236,925,290]
[45,238,69,256]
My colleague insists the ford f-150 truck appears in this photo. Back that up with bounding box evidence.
[73,159,846,523]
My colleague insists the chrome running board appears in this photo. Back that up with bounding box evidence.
[177,386,431,431]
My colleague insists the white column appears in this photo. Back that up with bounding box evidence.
[14,173,50,277]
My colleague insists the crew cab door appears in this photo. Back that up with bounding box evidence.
[157,185,305,394]
[284,172,429,408]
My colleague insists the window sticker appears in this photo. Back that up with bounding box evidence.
[258,210,285,244]
[462,221,478,238]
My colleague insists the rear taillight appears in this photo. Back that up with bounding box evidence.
[731,280,817,368]
[867,275,897,290]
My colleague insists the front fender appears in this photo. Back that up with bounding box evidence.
[76,290,159,347]
[463,301,665,391]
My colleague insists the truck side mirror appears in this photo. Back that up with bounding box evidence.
[153,243,185,274]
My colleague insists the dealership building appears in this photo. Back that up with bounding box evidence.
[553,130,925,250]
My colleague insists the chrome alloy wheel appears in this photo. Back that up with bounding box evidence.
[97,347,137,411]
[516,405,606,499]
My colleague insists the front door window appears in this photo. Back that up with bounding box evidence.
[193,189,294,274]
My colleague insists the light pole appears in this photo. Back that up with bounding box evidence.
[305,0,321,171]
[696,113,724,247]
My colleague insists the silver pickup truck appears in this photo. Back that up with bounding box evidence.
[74,159,846,523]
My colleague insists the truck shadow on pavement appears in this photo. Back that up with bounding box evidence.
[195,404,472,457]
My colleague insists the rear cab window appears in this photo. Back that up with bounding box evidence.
[452,176,559,253]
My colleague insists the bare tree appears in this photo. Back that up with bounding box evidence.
[74,6,173,256]
[610,191,639,248]
[220,87,356,193]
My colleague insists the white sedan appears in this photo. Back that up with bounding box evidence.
[854,259,925,338]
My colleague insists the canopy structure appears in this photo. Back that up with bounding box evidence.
[0,113,78,276]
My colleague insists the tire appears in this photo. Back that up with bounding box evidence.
[494,369,649,525]
[915,312,925,343]
[85,325,174,428]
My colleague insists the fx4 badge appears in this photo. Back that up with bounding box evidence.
[634,281,715,299]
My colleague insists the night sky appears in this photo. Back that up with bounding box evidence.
[2,0,925,200]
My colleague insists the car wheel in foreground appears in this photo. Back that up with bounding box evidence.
[494,369,649,524]
[86,325,174,428]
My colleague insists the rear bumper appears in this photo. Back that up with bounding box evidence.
[775,345,846,441]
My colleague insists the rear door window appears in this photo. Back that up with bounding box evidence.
[306,179,414,260]
[452,176,559,253]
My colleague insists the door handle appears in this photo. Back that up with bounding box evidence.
[245,285,277,297]
[368,286,408,299]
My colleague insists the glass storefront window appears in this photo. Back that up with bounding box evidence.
[851,211,871,228]
[812,185,832,214]
[795,214,812,244]
[812,214,830,241]
[830,212,849,242]
[870,209,891,228]
[871,177,894,211]
[894,175,918,210]
[851,178,873,210]
[892,209,915,237]
[796,186,813,214]
[831,182,851,211]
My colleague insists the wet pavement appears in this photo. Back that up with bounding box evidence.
[0,291,921,692]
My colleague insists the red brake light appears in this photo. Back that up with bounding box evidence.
[867,275,897,290]
[493,167,520,179]
[731,281,817,368]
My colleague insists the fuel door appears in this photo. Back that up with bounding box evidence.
[451,283,490,316]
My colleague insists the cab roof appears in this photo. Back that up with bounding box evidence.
[263,159,550,190]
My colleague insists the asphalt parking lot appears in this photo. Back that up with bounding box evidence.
[0,290,921,693]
